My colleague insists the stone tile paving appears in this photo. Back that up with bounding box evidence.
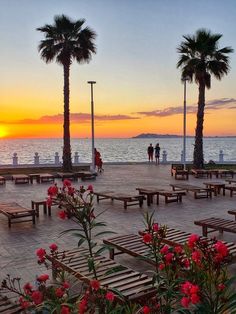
[1,164,236,286]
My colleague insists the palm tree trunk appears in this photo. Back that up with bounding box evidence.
[62,61,72,172]
[193,80,205,168]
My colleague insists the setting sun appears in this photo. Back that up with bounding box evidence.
[0,126,8,138]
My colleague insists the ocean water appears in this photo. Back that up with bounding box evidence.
[0,137,235,165]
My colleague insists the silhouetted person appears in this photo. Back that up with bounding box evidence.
[147,144,154,162]
[155,143,161,165]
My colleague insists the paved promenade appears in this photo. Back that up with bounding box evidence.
[1,164,236,286]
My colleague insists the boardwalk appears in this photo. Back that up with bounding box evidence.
[1,164,236,285]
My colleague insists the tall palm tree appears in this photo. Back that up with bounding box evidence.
[177,29,233,168]
[37,15,96,171]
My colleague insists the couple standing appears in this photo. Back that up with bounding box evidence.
[147,143,160,164]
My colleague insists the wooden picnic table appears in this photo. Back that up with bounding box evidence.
[12,174,30,184]
[203,181,226,196]
[57,172,78,181]
[93,190,144,209]
[226,179,236,184]
[170,183,212,199]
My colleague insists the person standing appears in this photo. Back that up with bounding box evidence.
[155,143,161,165]
[147,144,154,162]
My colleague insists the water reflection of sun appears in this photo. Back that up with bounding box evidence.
[0,126,8,138]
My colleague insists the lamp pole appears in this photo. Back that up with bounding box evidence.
[88,81,96,172]
[183,78,187,170]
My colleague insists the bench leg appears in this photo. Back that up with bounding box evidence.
[156,194,159,205]
[32,212,36,225]
[109,248,115,259]
[43,203,47,214]
[139,198,143,208]
[48,206,51,216]
[202,226,208,237]
[124,201,127,210]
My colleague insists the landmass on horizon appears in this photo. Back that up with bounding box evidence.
[132,133,236,138]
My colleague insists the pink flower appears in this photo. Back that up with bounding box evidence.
[165,252,174,263]
[188,234,199,249]
[48,185,58,196]
[105,291,115,302]
[159,263,165,270]
[90,279,100,291]
[181,281,192,294]
[31,290,43,305]
[87,185,93,191]
[142,305,151,314]
[61,306,70,314]
[191,250,202,265]
[78,298,87,314]
[63,179,72,187]
[143,233,152,244]
[191,293,200,304]
[160,245,169,255]
[36,248,46,259]
[19,297,30,309]
[49,243,58,252]
[63,282,70,289]
[183,258,190,268]
[214,241,229,258]
[58,211,68,220]
[55,288,64,298]
[181,296,190,308]
[218,283,226,291]
[152,223,159,232]
[37,274,49,282]
[23,282,33,294]
[174,246,183,254]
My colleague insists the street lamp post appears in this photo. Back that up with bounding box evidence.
[88,81,96,172]
[183,78,187,170]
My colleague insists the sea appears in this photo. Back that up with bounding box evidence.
[0,137,235,165]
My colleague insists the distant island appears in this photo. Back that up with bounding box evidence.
[132,133,236,139]
[133,133,184,138]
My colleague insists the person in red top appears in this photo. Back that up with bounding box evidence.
[94,148,104,172]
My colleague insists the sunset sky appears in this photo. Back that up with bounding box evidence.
[0,0,236,138]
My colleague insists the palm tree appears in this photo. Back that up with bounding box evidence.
[37,15,96,171]
[177,29,233,168]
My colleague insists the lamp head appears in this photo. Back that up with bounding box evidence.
[87,81,96,84]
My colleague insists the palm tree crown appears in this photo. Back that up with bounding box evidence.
[37,15,96,171]
[37,14,96,66]
[177,29,233,87]
[177,29,233,168]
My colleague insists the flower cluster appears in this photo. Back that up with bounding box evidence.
[180,281,200,308]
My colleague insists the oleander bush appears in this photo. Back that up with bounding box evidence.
[1,182,236,313]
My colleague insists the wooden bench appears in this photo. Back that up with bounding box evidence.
[103,227,236,264]
[228,210,236,220]
[39,173,55,183]
[226,179,236,184]
[136,187,164,206]
[218,170,234,178]
[158,190,185,203]
[191,169,211,178]
[0,176,6,185]
[171,164,188,180]
[46,247,156,303]
[12,174,30,184]
[225,185,236,197]
[0,202,36,228]
[75,171,97,181]
[0,294,22,313]
[57,172,78,181]
[170,183,212,199]
[93,191,144,210]
[31,200,49,217]
[203,182,226,196]
[194,217,236,236]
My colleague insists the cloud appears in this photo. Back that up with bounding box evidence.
[137,98,236,117]
[0,113,139,125]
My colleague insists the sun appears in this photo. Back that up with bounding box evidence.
[0,126,8,138]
